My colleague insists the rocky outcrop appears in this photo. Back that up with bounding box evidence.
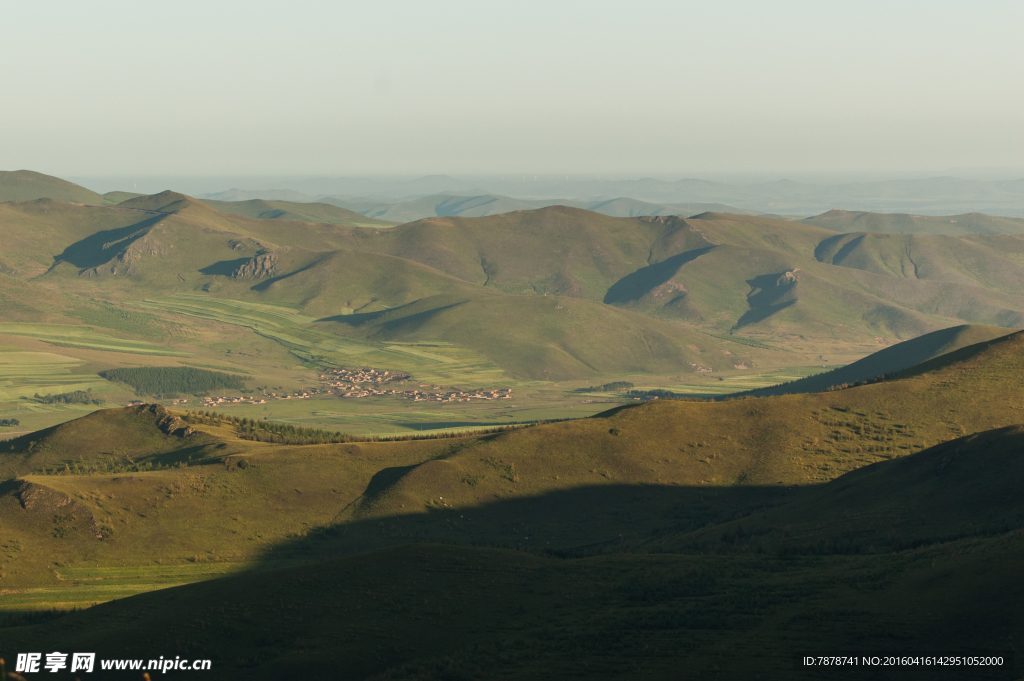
[777,269,800,285]
[232,251,279,279]
[15,480,103,539]
[130,404,196,438]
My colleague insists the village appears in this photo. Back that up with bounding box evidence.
[321,367,512,403]
[165,367,513,409]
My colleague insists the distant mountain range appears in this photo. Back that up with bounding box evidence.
[4,183,1024,379]
[195,173,1024,217]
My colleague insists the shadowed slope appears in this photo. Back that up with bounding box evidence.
[640,424,1024,555]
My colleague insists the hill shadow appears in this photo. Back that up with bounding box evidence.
[198,257,252,276]
[732,272,798,329]
[52,214,165,269]
[249,482,803,564]
[604,247,714,304]
[317,299,468,330]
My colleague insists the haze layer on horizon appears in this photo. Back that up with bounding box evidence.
[4,0,1023,177]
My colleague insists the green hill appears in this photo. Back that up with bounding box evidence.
[4,331,1024,678]
[804,208,1024,235]
[5,193,1024,386]
[740,324,1017,397]
[101,190,145,203]
[0,170,104,204]
[321,292,754,380]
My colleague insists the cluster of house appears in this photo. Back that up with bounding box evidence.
[403,387,513,403]
[201,394,269,407]
[320,368,409,388]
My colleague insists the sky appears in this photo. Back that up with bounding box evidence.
[3,0,1023,178]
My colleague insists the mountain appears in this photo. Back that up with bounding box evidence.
[201,188,319,202]
[6,194,1024,381]
[804,208,1024,235]
[573,197,763,218]
[201,198,398,228]
[354,194,545,223]
[0,170,106,204]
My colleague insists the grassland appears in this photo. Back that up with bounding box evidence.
[2,182,1024,677]
[1,332,1023,678]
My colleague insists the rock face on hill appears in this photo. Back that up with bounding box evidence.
[140,404,196,438]
[14,480,103,539]
[231,251,279,279]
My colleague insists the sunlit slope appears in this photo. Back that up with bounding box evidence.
[339,206,713,300]
[211,247,496,317]
[0,170,104,204]
[12,327,1024,569]
[814,230,1024,296]
[202,198,398,228]
[0,200,164,277]
[742,324,1017,397]
[0,404,216,477]
[805,208,1024,235]
[6,193,1024,369]
[319,292,760,380]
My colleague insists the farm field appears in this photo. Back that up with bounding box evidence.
[0,563,262,615]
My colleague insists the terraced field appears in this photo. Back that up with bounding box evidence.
[0,324,189,356]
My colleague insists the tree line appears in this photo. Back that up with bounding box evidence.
[33,389,103,405]
[99,367,246,397]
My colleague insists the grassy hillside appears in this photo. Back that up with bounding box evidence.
[2,331,1024,678]
[0,170,104,204]
[102,190,145,203]
[4,191,1024,391]
[805,208,1024,235]
[740,323,1016,397]
[322,292,762,380]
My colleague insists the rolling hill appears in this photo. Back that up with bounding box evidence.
[4,192,1024,382]
[0,170,106,205]
[202,198,398,228]
[739,324,1017,397]
[3,330,1024,678]
[804,208,1024,235]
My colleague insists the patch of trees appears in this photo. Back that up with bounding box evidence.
[34,389,103,405]
[628,388,686,399]
[576,381,634,393]
[99,367,246,397]
[0,418,19,427]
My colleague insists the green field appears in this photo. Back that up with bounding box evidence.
[0,323,190,356]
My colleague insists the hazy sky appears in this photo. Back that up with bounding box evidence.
[3,1,1023,177]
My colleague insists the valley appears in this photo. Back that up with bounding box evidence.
[1,171,1023,679]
